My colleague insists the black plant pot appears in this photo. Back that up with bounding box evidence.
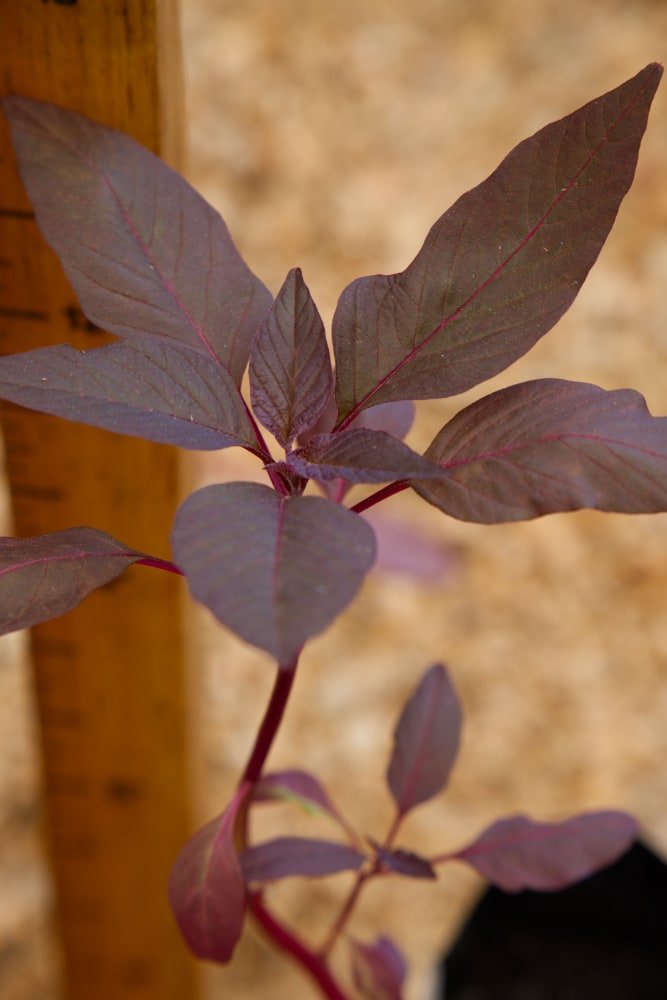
[440,840,667,999]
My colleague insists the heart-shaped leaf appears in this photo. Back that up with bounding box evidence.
[0,528,144,635]
[450,811,638,891]
[350,935,407,1000]
[0,338,256,450]
[333,64,662,422]
[3,97,271,382]
[414,380,667,523]
[387,664,461,819]
[241,836,365,884]
[171,483,376,664]
[249,268,333,446]
[288,428,445,484]
[168,789,248,963]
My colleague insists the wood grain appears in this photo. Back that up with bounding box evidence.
[0,3,199,997]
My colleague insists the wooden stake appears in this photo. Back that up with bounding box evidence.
[0,3,199,996]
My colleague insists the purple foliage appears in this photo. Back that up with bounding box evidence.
[449,811,639,892]
[350,935,407,1000]
[387,664,462,819]
[1,66,663,996]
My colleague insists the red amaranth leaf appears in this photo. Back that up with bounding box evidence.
[415,380,667,523]
[249,268,333,446]
[252,769,357,841]
[0,528,145,635]
[387,664,462,819]
[450,811,638,891]
[0,338,255,450]
[333,64,662,422]
[241,836,365,884]
[171,482,376,664]
[3,97,271,382]
[288,428,446,484]
[350,935,407,1000]
[168,788,248,963]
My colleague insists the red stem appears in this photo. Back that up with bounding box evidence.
[350,480,409,514]
[249,894,349,1000]
[241,657,298,785]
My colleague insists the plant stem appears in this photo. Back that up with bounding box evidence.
[249,893,350,1000]
[319,867,373,958]
[241,657,298,786]
[350,481,408,514]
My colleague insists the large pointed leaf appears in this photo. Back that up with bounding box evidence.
[240,836,365,884]
[0,528,145,635]
[387,664,461,819]
[252,769,357,840]
[333,64,662,422]
[350,935,407,1000]
[414,379,667,523]
[171,483,376,664]
[249,268,333,446]
[450,811,638,892]
[3,97,272,382]
[0,338,256,450]
[168,789,248,963]
[288,428,446,484]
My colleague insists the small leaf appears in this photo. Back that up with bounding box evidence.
[0,338,256,450]
[333,64,662,422]
[350,935,407,1000]
[249,268,333,446]
[364,511,456,583]
[240,836,365,884]
[354,401,415,440]
[288,428,446,484]
[3,97,271,382]
[387,664,462,819]
[171,483,376,664]
[0,528,144,635]
[373,843,436,880]
[414,380,667,523]
[451,811,638,892]
[252,769,357,840]
[168,789,248,963]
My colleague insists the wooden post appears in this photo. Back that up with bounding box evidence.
[0,3,199,997]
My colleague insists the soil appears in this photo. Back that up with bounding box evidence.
[1,2,667,998]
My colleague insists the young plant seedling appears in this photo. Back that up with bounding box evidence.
[0,63,664,998]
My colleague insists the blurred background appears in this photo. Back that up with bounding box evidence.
[1,1,666,997]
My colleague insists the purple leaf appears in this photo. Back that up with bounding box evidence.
[168,789,248,963]
[451,811,638,892]
[354,401,415,440]
[0,338,255,451]
[249,268,333,446]
[414,379,667,523]
[0,528,144,635]
[2,97,271,383]
[350,935,407,1000]
[288,428,446,484]
[240,836,365,884]
[373,843,436,881]
[171,483,376,664]
[387,664,462,819]
[364,511,456,583]
[252,769,357,840]
[333,64,662,422]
